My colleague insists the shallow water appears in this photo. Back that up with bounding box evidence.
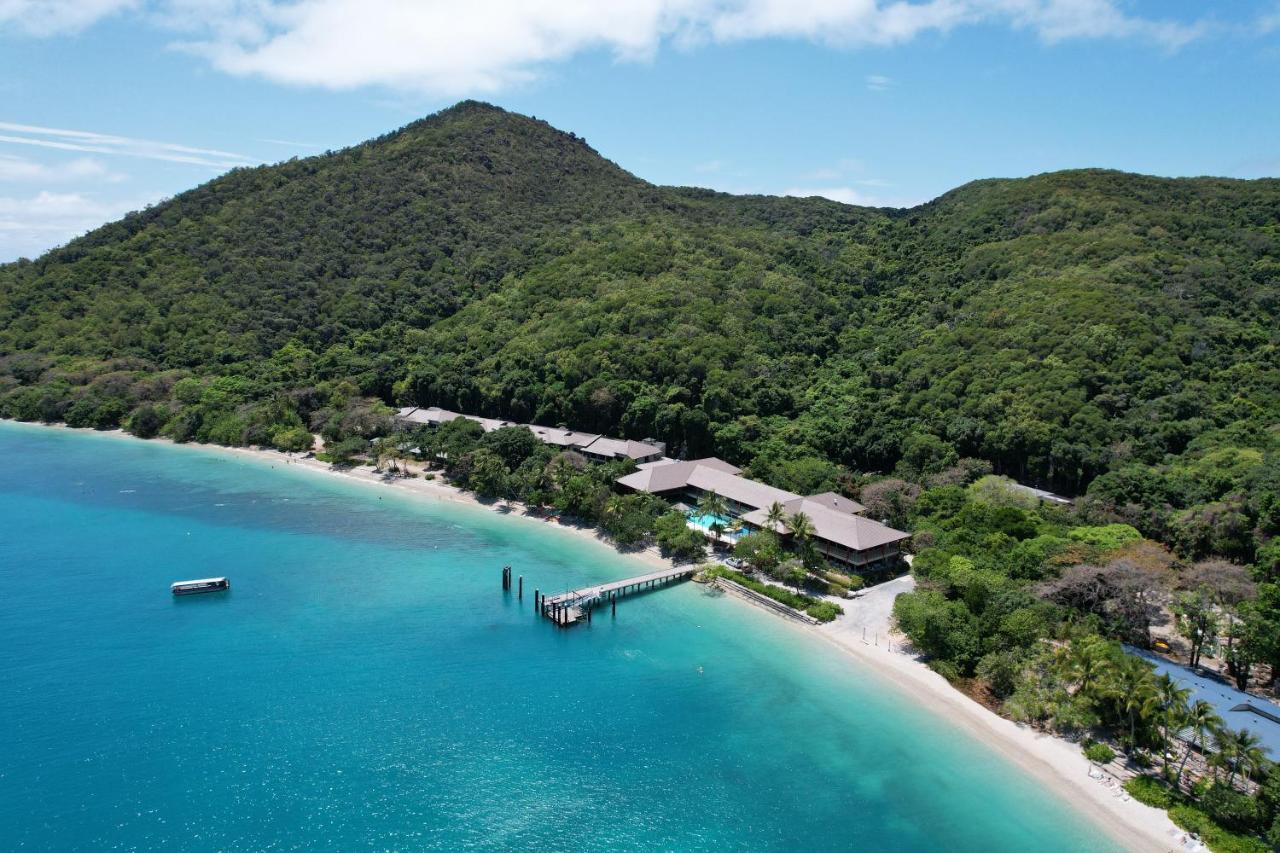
[0,422,1115,851]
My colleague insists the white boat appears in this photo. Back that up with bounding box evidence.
[171,577,230,595]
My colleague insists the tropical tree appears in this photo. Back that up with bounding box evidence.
[1154,673,1192,757]
[1175,700,1223,786]
[784,511,817,566]
[1173,589,1220,668]
[601,495,627,528]
[375,440,408,475]
[1106,655,1159,748]
[1213,728,1268,789]
[765,501,787,532]
[695,491,730,542]
[1054,635,1114,697]
[733,530,784,576]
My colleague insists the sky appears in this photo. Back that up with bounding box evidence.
[0,0,1278,261]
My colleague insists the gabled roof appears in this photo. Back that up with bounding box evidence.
[525,424,601,447]
[396,406,463,425]
[741,499,908,551]
[807,491,867,516]
[617,458,793,509]
[579,436,665,461]
[686,465,795,509]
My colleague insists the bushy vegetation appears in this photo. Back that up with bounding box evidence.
[1126,776,1277,853]
[893,475,1280,849]
[0,102,1275,569]
[708,567,843,622]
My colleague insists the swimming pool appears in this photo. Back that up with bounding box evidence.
[686,512,744,542]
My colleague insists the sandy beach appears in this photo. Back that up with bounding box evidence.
[10,422,1181,851]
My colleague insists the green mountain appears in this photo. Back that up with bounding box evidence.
[1,101,1276,559]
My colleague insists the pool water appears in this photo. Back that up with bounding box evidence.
[686,512,744,541]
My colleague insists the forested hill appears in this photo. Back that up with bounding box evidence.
[1,101,1277,562]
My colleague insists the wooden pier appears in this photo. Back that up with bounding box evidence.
[534,565,698,627]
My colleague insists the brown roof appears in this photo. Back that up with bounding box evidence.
[806,491,867,516]
[617,458,793,509]
[526,424,601,448]
[740,498,908,552]
[580,436,665,461]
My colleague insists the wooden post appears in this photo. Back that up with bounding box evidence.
[587,605,592,624]
[611,593,616,616]
[518,575,523,600]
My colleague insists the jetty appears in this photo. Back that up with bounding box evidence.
[533,565,698,627]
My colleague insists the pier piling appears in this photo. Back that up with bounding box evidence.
[518,576,523,600]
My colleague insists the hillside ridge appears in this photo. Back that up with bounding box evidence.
[0,103,1275,566]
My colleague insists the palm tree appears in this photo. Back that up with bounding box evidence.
[1106,656,1159,749]
[376,442,405,475]
[1175,700,1222,786]
[765,501,787,533]
[1154,673,1192,757]
[1054,635,1113,697]
[1214,727,1267,789]
[784,511,817,568]
[695,491,730,542]
[601,495,626,526]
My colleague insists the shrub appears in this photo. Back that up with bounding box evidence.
[806,601,843,622]
[822,571,851,588]
[126,403,169,439]
[655,511,707,563]
[1200,785,1266,835]
[709,568,841,622]
[1084,742,1116,764]
[1169,805,1270,853]
[1069,524,1144,552]
[1125,776,1176,809]
[319,436,367,467]
[272,426,314,453]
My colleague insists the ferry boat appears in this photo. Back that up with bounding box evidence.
[171,577,230,596]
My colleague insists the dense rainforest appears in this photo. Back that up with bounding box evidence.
[0,99,1276,567]
[3,100,1280,847]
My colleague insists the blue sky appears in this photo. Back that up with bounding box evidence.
[1,0,1277,261]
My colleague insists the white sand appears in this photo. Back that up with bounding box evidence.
[10,422,1185,851]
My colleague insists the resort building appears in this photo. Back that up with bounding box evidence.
[395,406,512,433]
[616,458,909,572]
[394,407,665,464]
[1128,647,1280,759]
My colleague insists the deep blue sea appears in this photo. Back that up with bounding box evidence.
[0,422,1115,851]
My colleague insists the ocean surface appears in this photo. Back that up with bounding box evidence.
[0,422,1115,851]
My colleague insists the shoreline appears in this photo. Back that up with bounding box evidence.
[3,420,1178,851]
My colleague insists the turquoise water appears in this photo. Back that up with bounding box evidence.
[687,512,743,542]
[0,422,1115,851]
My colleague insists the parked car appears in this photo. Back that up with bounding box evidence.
[724,557,743,569]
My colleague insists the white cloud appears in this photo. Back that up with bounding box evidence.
[0,189,158,259]
[0,153,122,182]
[0,0,136,36]
[0,1,1214,94]
[866,73,892,91]
[0,121,255,168]
[783,185,879,206]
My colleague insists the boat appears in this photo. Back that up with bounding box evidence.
[171,577,230,595]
